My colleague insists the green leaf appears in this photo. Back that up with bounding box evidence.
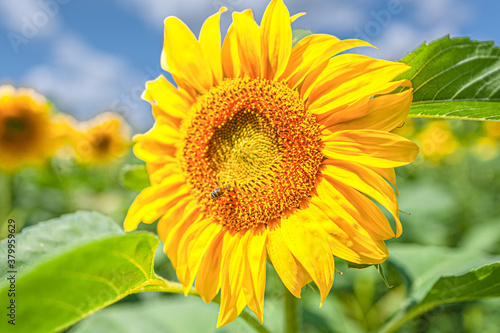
[380,244,500,333]
[346,262,392,288]
[120,164,150,191]
[69,295,254,333]
[409,101,500,121]
[347,262,373,269]
[375,264,392,289]
[397,36,500,121]
[292,28,314,46]
[0,211,182,333]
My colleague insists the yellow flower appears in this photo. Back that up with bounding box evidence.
[72,112,130,164]
[472,122,500,160]
[124,0,419,326]
[0,85,63,173]
[484,121,500,139]
[472,137,498,161]
[416,121,458,163]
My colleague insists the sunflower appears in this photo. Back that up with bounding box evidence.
[416,121,458,163]
[72,112,130,164]
[484,121,500,139]
[0,85,63,173]
[124,0,419,326]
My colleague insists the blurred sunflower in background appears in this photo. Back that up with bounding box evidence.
[472,121,500,161]
[415,120,459,164]
[125,0,418,326]
[484,120,500,139]
[71,112,130,165]
[0,85,65,173]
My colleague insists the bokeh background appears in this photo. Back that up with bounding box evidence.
[1,1,499,332]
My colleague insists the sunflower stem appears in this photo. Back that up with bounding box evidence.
[133,277,271,333]
[211,296,271,333]
[284,285,299,333]
[238,307,272,333]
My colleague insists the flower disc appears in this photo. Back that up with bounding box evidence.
[181,78,323,230]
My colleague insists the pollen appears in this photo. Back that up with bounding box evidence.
[180,78,323,230]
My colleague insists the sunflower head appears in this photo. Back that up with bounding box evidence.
[125,0,419,327]
[71,112,131,164]
[0,85,64,173]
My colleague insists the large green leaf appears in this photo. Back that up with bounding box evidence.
[380,244,500,332]
[0,211,181,333]
[397,36,500,121]
[69,295,252,333]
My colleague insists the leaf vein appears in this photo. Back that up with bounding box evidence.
[451,66,500,99]
[103,248,150,280]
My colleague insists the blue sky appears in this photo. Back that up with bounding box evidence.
[1,0,499,132]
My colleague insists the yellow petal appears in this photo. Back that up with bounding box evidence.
[308,65,410,115]
[218,230,247,327]
[308,206,388,264]
[280,35,374,89]
[196,231,225,303]
[221,24,239,78]
[217,291,246,328]
[144,162,170,185]
[267,220,312,298]
[142,75,192,120]
[161,16,213,93]
[157,196,193,241]
[133,115,180,164]
[313,177,394,252]
[319,88,413,133]
[124,170,187,231]
[323,129,420,168]
[371,167,399,196]
[315,79,412,126]
[322,160,402,237]
[280,208,336,305]
[172,73,199,99]
[199,7,227,85]
[242,224,267,323]
[221,10,253,78]
[260,0,292,79]
[302,55,407,102]
[232,10,262,79]
[145,159,181,185]
[290,12,305,23]
[176,218,222,295]
[317,177,395,241]
[163,208,202,269]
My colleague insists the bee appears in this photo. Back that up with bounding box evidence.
[210,184,232,199]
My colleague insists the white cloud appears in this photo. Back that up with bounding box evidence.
[0,0,41,30]
[116,0,220,32]
[414,0,472,27]
[23,34,153,131]
[115,0,363,35]
[354,0,475,60]
[285,0,364,34]
[361,23,427,60]
[0,0,65,39]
